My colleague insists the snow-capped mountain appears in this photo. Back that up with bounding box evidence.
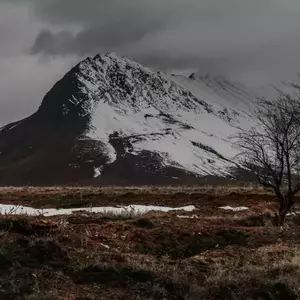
[0,53,257,185]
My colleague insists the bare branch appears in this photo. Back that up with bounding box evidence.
[234,85,300,224]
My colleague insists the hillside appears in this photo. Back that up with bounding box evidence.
[0,53,257,185]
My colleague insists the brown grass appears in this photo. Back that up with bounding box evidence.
[0,184,271,196]
[0,185,276,210]
[0,188,300,299]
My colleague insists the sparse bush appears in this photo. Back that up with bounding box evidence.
[201,252,300,299]
[237,214,276,227]
[25,293,56,300]
[0,218,28,233]
[133,218,154,229]
[28,237,68,265]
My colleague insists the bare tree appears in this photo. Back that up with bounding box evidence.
[235,89,300,226]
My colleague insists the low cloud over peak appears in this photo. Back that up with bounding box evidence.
[1,0,300,123]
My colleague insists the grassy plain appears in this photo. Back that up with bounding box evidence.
[0,186,300,299]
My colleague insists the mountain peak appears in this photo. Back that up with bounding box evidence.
[0,53,257,185]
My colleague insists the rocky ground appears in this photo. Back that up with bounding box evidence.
[0,187,300,299]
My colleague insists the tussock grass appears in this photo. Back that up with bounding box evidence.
[0,184,269,196]
[200,251,300,299]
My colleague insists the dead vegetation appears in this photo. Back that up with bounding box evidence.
[0,188,300,299]
[236,93,300,226]
[0,185,276,209]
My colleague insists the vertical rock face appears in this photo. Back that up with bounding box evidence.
[0,53,257,185]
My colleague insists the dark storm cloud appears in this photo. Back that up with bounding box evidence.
[31,20,165,56]
[2,0,300,124]
[29,0,254,56]
[24,0,300,81]
[5,1,300,62]
[0,2,78,125]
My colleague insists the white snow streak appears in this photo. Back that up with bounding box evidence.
[93,166,103,178]
[73,53,257,176]
[220,206,249,212]
[0,204,196,217]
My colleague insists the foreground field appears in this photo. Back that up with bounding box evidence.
[0,185,272,209]
[0,187,300,299]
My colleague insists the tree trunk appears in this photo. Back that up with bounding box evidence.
[278,213,286,227]
[277,196,295,226]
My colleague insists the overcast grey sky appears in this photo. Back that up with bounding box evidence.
[1,0,300,125]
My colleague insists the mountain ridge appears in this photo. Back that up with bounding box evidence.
[0,53,257,185]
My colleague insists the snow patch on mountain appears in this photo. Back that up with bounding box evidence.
[69,53,257,177]
[93,166,103,178]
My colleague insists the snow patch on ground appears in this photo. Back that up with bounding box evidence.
[220,206,249,212]
[177,215,199,219]
[287,211,300,217]
[0,204,196,217]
